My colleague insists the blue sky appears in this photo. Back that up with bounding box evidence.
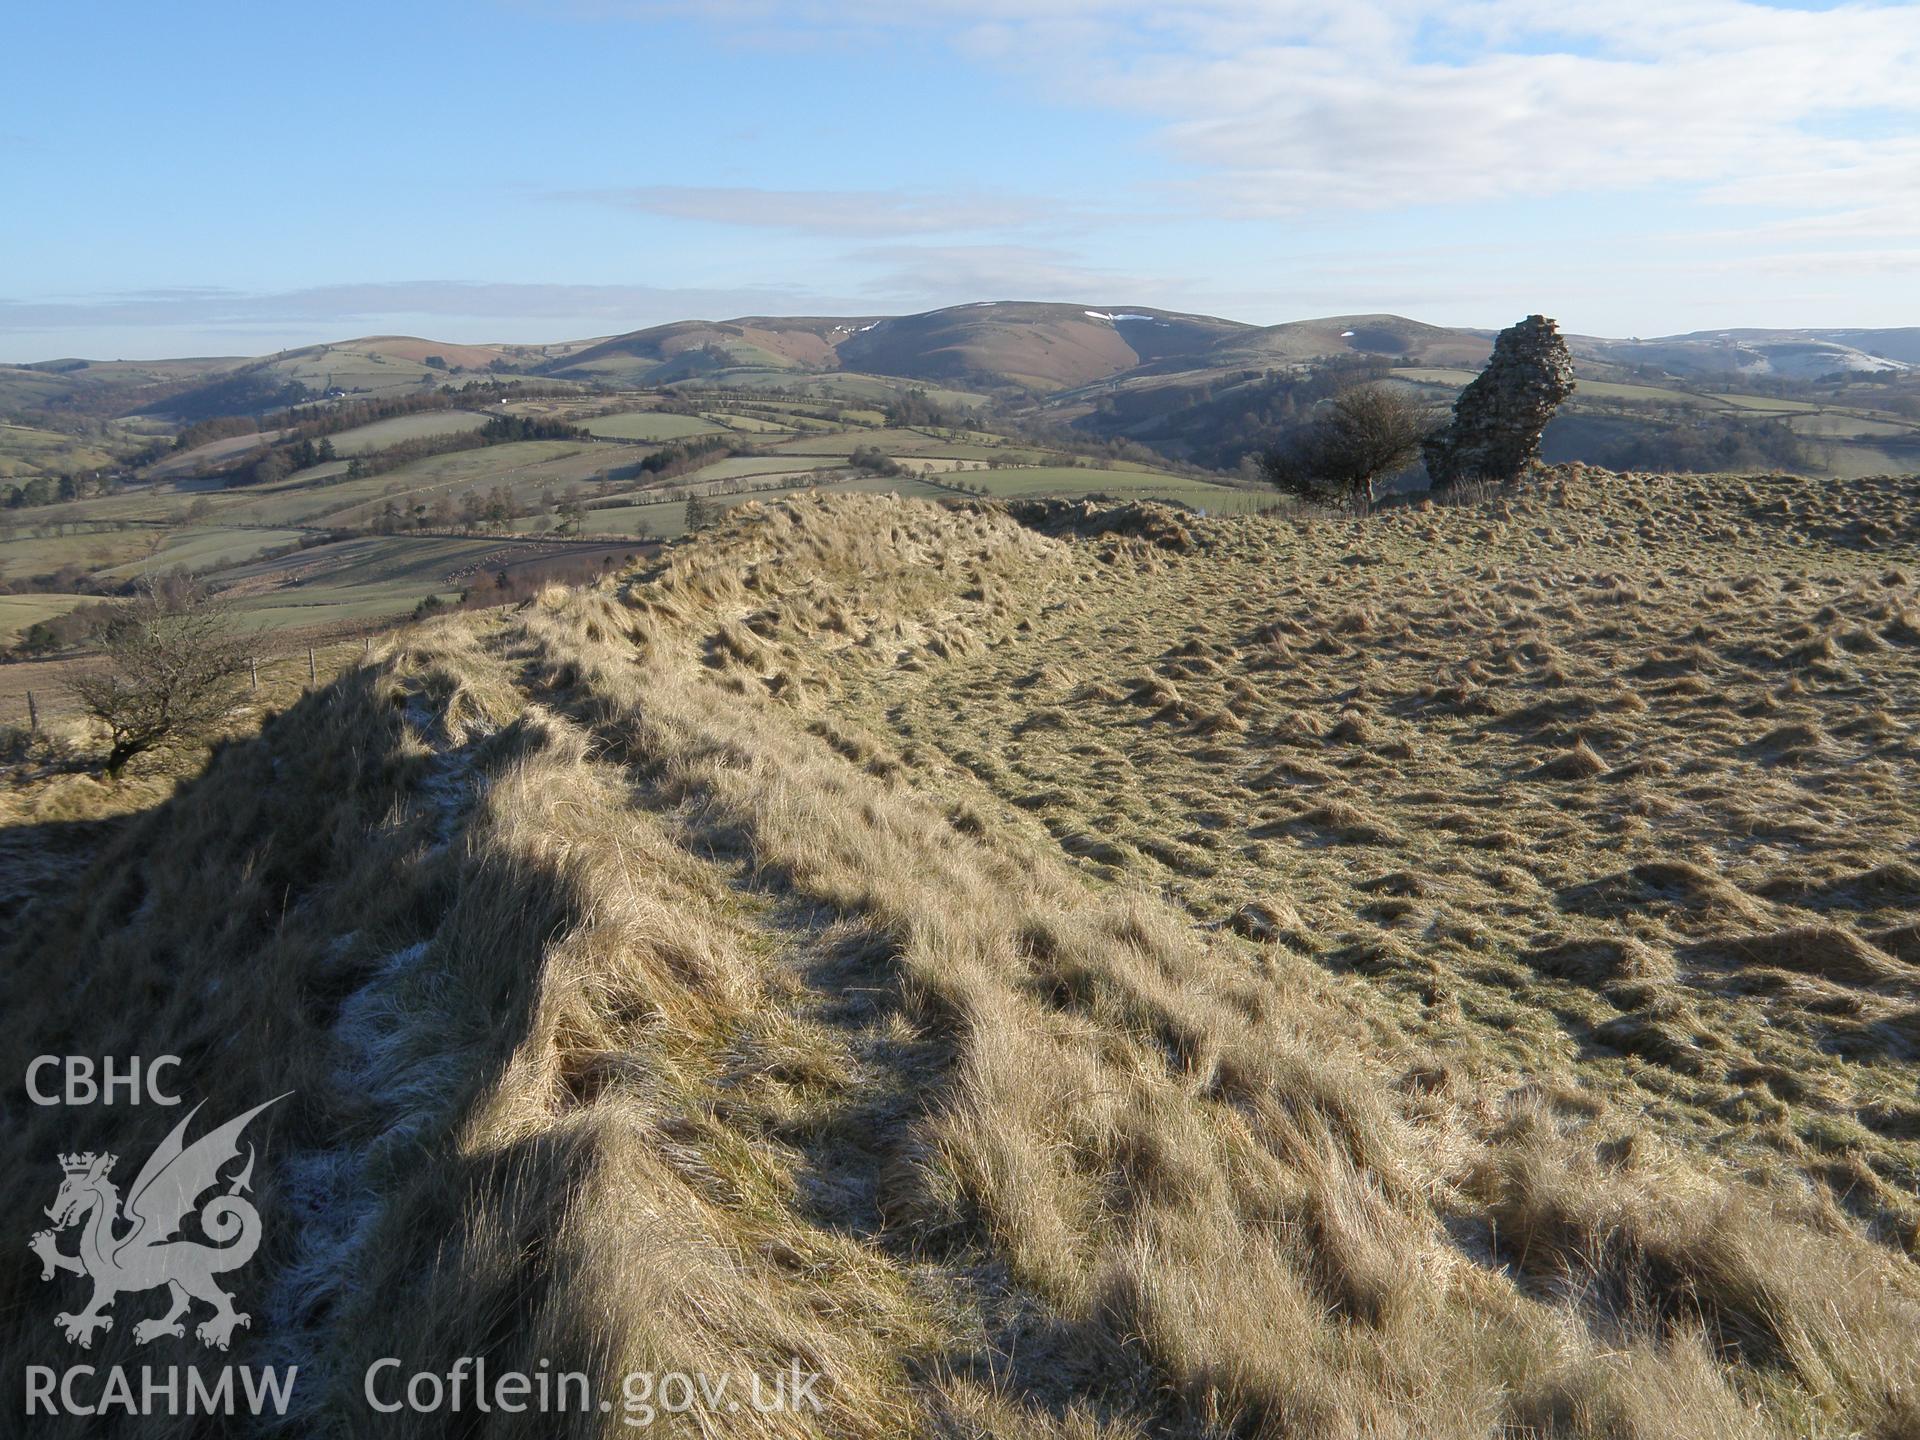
[3,0,1917,359]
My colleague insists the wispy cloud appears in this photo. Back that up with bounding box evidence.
[10,1,1919,359]
[587,0,1920,222]
[0,279,862,335]
[560,184,1072,235]
[0,279,888,360]
[850,243,1172,305]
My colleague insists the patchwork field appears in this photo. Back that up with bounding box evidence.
[0,421,126,479]
[146,429,286,478]
[324,410,494,454]
[581,410,726,441]
[95,524,312,579]
[0,527,156,582]
[208,534,511,627]
[681,454,841,484]
[0,381,1285,703]
[216,440,603,527]
[944,464,1267,508]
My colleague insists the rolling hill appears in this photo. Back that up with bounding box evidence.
[1207,313,1496,372]
[830,302,1251,390]
[549,317,869,385]
[6,305,1919,493]
[533,304,1525,396]
[10,306,1920,422]
[1576,329,1920,381]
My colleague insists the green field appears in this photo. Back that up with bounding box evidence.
[769,428,954,456]
[326,410,493,455]
[220,441,598,527]
[582,411,723,442]
[539,502,677,538]
[212,534,539,629]
[1789,412,1918,439]
[0,422,125,480]
[0,593,91,642]
[1802,442,1920,480]
[0,376,1355,654]
[1713,390,1826,412]
[678,455,836,484]
[939,464,1263,509]
[914,443,1054,463]
[97,525,313,579]
[145,430,282,479]
[700,411,795,434]
[0,528,159,582]
[22,480,262,526]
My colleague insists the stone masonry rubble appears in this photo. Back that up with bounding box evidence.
[1422,314,1575,489]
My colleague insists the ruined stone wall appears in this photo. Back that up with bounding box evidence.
[1423,314,1575,488]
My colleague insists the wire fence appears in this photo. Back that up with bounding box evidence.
[3,628,390,735]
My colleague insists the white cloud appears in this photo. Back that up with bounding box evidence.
[0,280,870,331]
[0,280,876,360]
[847,243,1171,304]
[591,1,1920,221]
[13,1,1920,358]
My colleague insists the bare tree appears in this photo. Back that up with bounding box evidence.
[67,575,250,778]
[1261,383,1439,509]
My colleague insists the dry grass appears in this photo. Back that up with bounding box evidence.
[3,474,1919,1435]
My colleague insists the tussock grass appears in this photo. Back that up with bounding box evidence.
[4,475,1920,1435]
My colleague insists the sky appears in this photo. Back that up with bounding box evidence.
[2,0,1917,360]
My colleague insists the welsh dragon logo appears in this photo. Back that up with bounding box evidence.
[28,1096,286,1350]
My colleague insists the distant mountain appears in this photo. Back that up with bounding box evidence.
[5,306,1916,424]
[544,308,1216,390]
[538,302,1255,391]
[831,302,1249,390]
[1199,314,1496,373]
[536,307,1917,395]
[541,304,1503,394]
[550,317,873,384]
[1573,329,1919,381]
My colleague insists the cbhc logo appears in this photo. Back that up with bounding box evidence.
[26,1056,184,1107]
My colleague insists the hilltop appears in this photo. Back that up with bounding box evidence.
[4,468,1919,1435]
[9,303,1918,418]
[533,305,1920,395]
[5,298,1919,729]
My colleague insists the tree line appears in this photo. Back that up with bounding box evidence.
[3,471,121,510]
[222,412,587,488]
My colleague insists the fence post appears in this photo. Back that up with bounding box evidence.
[250,658,259,691]
[26,690,36,732]
[308,647,317,684]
